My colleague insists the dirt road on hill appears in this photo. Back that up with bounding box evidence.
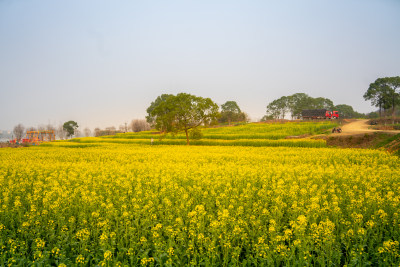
[332,119,400,136]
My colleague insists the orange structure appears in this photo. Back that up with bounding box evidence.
[25,130,56,145]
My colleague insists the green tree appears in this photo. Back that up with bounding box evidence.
[312,97,334,110]
[260,114,274,121]
[364,77,400,118]
[220,101,242,124]
[148,93,219,145]
[266,93,358,120]
[145,94,174,127]
[334,104,355,118]
[266,96,289,120]
[63,121,78,138]
[386,77,400,117]
[333,104,365,118]
[237,112,249,122]
[287,93,313,119]
[367,111,379,119]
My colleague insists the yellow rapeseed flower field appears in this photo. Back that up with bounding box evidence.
[0,143,399,265]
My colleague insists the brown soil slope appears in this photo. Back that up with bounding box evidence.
[320,120,400,150]
[332,119,400,136]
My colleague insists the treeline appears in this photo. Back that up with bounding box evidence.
[262,93,366,120]
[93,120,151,137]
[10,119,154,142]
[8,76,399,142]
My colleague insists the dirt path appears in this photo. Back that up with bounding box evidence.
[332,119,400,136]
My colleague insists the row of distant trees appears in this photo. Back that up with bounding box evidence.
[11,76,398,143]
[92,120,151,137]
[11,119,154,142]
[262,76,400,120]
[263,93,366,120]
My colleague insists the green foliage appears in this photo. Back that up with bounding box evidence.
[145,94,174,125]
[375,133,400,148]
[266,93,336,120]
[147,93,219,145]
[364,76,400,117]
[260,114,274,121]
[334,104,366,119]
[63,121,78,138]
[266,96,289,119]
[219,101,246,124]
[189,128,203,140]
[367,111,380,119]
[221,101,241,114]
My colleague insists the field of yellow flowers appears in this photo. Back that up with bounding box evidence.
[101,121,336,141]
[71,121,335,148]
[1,141,400,265]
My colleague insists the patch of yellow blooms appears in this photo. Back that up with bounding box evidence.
[0,143,399,265]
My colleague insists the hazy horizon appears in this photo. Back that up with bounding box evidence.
[1,0,399,131]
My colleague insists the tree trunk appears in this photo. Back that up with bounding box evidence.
[393,95,396,124]
[185,129,190,145]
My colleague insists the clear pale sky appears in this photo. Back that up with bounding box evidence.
[1,0,399,131]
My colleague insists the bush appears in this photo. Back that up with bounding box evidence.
[189,129,203,140]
